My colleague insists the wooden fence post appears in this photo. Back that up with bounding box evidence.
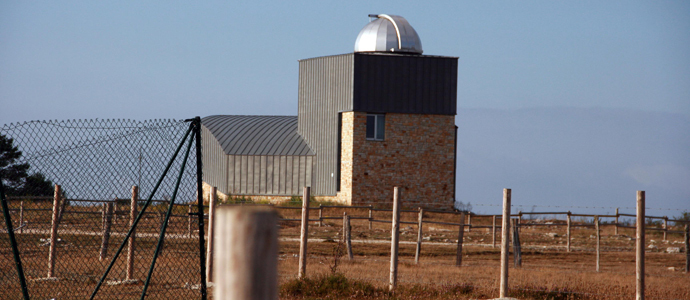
[389,187,401,291]
[492,215,497,248]
[685,224,690,273]
[512,219,522,268]
[47,184,61,278]
[19,201,24,234]
[188,204,193,238]
[456,212,466,267]
[466,213,471,232]
[636,191,645,300]
[500,188,511,298]
[318,205,323,227]
[343,212,353,260]
[368,206,373,230]
[518,211,522,226]
[298,187,310,279]
[158,211,166,253]
[127,186,138,281]
[615,208,619,235]
[415,208,424,264]
[213,206,278,300]
[99,202,114,261]
[663,216,668,241]
[206,186,218,283]
[567,211,572,252]
[594,216,601,272]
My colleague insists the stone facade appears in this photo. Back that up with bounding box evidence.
[334,112,456,209]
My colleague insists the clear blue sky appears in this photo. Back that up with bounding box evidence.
[1,1,688,214]
[2,1,688,122]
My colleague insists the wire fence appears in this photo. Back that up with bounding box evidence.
[1,119,206,299]
[227,199,689,300]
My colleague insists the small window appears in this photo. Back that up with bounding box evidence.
[366,114,385,141]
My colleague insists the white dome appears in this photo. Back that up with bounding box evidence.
[354,14,423,54]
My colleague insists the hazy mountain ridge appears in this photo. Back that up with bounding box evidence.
[455,107,689,214]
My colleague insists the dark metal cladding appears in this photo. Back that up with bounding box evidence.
[352,53,457,115]
[202,115,314,156]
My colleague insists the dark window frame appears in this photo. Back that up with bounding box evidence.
[366,113,385,141]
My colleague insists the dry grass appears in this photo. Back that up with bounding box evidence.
[2,202,687,299]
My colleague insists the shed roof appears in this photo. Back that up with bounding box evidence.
[202,115,314,156]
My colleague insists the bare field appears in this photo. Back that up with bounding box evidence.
[2,202,688,299]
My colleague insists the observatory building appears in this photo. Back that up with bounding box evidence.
[202,14,458,209]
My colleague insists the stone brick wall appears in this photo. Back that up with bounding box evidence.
[338,112,456,209]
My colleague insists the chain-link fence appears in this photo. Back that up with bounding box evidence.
[1,118,207,299]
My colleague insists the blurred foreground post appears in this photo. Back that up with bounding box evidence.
[389,187,401,291]
[456,212,465,267]
[47,184,61,278]
[499,188,511,298]
[415,208,424,264]
[636,191,645,300]
[298,187,310,279]
[127,186,138,280]
[214,206,278,300]
[206,186,217,283]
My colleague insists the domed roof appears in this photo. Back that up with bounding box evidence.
[354,14,423,54]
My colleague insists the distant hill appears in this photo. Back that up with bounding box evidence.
[455,107,690,216]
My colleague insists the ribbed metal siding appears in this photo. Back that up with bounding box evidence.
[201,125,228,192]
[352,53,458,115]
[297,54,355,196]
[224,155,313,196]
[202,115,314,156]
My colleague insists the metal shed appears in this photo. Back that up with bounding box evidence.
[202,115,314,197]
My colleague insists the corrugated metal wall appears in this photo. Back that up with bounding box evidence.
[297,54,355,196]
[203,124,314,196]
[202,125,228,192]
[226,155,312,196]
[297,53,458,196]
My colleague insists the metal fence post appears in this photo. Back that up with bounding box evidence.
[0,177,30,299]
